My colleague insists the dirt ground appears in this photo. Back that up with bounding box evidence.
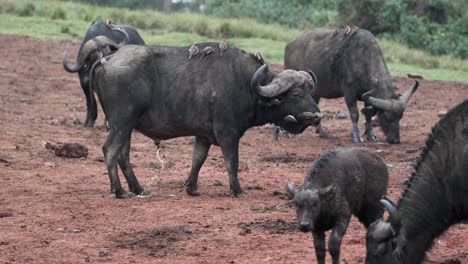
[0,34,467,264]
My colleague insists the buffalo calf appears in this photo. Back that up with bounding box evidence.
[287,147,388,264]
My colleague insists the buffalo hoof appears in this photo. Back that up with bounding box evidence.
[83,120,95,128]
[366,132,378,142]
[232,191,247,198]
[352,135,363,143]
[136,190,151,197]
[186,189,201,196]
[115,192,135,199]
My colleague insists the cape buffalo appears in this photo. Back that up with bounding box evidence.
[62,20,145,127]
[366,99,468,264]
[285,27,418,143]
[89,41,322,199]
[287,147,388,264]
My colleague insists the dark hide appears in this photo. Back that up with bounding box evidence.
[287,147,388,264]
[284,27,418,143]
[63,20,145,127]
[90,42,322,199]
[365,99,468,264]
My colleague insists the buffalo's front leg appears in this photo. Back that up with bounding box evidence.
[328,219,350,264]
[185,137,211,196]
[312,231,326,264]
[345,98,362,143]
[219,138,243,196]
[313,97,329,138]
[118,137,146,196]
[362,106,378,141]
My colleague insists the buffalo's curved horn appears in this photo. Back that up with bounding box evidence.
[111,26,129,46]
[400,80,419,106]
[255,69,299,98]
[63,50,82,73]
[251,64,269,93]
[380,198,401,234]
[252,64,293,98]
[62,27,127,74]
[366,96,401,112]
[307,70,318,90]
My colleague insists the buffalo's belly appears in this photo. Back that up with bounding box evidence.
[135,114,216,142]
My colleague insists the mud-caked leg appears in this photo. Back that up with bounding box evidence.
[312,231,326,264]
[362,106,378,142]
[185,136,211,196]
[345,98,362,143]
[102,127,132,199]
[219,137,243,196]
[117,137,147,196]
[328,219,350,264]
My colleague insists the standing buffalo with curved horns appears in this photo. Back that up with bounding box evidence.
[365,99,468,264]
[88,41,322,199]
[285,27,418,144]
[62,20,145,127]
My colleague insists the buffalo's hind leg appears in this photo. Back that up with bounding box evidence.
[118,136,147,197]
[102,126,133,199]
[185,136,211,196]
[80,77,97,127]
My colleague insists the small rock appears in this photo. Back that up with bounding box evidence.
[0,156,9,164]
[405,148,419,153]
[72,229,81,233]
[335,110,350,119]
[72,118,82,125]
[99,249,109,257]
[84,256,90,263]
[202,246,208,251]
[56,227,65,232]
[0,241,9,245]
[438,110,447,117]
[239,228,251,236]
[20,225,26,228]
[44,162,55,168]
[213,179,223,186]
[94,156,105,162]
[0,212,13,218]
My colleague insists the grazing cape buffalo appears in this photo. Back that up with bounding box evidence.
[88,41,322,198]
[287,147,388,264]
[285,27,418,143]
[365,99,468,264]
[62,20,145,127]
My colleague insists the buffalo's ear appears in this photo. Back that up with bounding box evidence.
[285,182,297,200]
[318,184,336,201]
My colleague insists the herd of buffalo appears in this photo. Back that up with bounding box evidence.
[62,20,468,264]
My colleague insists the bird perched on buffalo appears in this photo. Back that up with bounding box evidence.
[188,44,199,60]
[105,19,112,27]
[200,46,213,59]
[219,39,228,56]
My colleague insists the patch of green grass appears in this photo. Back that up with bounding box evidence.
[1,0,467,83]
[387,63,468,83]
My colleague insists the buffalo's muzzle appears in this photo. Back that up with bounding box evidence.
[298,221,311,232]
[299,112,322,126]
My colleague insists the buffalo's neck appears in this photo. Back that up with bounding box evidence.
[397,132,456,263]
